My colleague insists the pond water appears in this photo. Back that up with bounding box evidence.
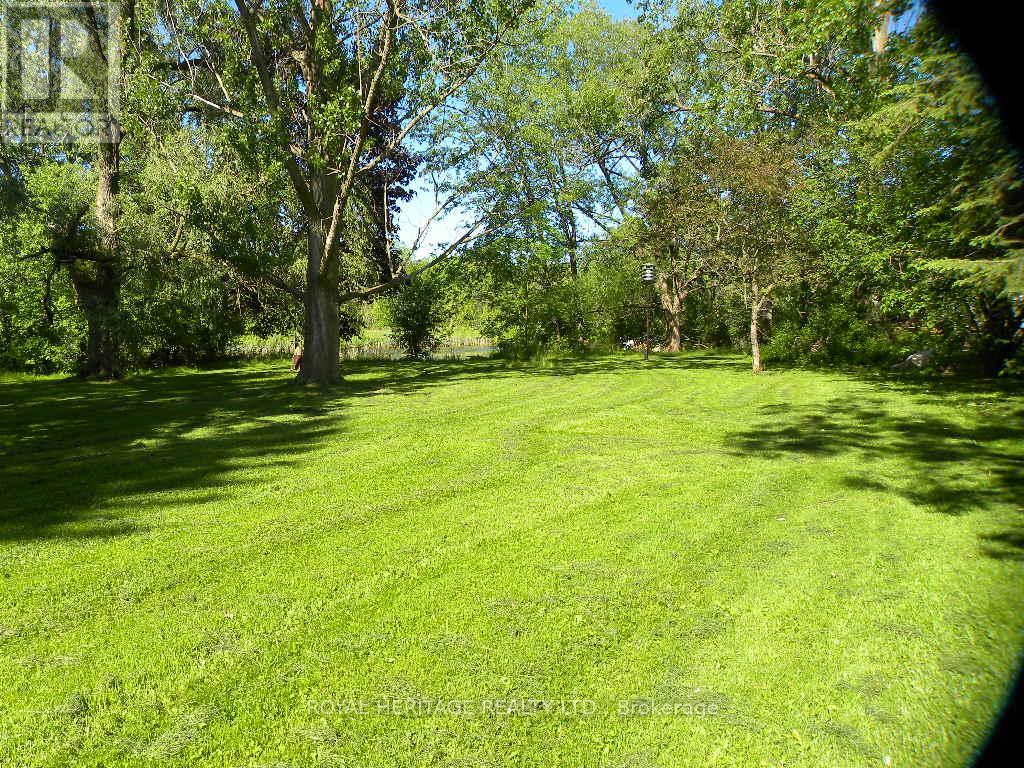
[340,342,496,360]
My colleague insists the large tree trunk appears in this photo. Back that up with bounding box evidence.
[63,5,124,379]
[658,240,692,353]
[299,227,341,384]
[73,111,123,377]
[667,309,682,352]
[95,131,119,249]
[658,277,683,352]
[69,260,121,378]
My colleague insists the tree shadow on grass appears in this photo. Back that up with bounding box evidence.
[354,351,750,388]
[724,388,1024,559]
[0,353,741,543]
[0,366,350,543]
[980,529,1024,562]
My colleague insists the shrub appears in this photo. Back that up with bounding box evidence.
[382,272,450,359]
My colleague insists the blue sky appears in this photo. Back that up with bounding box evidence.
[598,0,639,20]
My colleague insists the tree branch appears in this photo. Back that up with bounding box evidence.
[233,0,317,215]
[338,219,490,302]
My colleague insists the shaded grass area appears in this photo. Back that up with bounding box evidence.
[1,353,1022,767]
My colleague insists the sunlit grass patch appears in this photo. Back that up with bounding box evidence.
[1,353,1022,767]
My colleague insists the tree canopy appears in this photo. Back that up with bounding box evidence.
[1,0,1020,376]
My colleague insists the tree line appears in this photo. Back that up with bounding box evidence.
[2,0,1021,379]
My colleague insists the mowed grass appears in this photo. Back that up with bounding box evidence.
[1,353,1023,768]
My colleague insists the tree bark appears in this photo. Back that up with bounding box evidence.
[667,304,682,351]
[871,0,892,55]
[71,5,124,379]
[658,239,689,352]
[658,276,683,352]
[750,300,763,373]
[69,260,121,378]
[750,277,764,373]
[557,205,579,279]
[95,129,120,252]
[299,226,340,384]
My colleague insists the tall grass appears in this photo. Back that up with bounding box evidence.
[225,334,494,361]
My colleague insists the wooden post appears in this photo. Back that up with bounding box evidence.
[644,303,651,361]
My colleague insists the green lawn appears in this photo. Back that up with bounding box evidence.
[1,354,1022,767]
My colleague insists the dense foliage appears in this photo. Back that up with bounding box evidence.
[448,0,1023,373]
[1,0,1021,376]
[382,269,452,359]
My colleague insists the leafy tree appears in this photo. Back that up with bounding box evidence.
[382,269,450,359]
[162,0,532,383]
[1,2,131,377]
[848,12,1024,373]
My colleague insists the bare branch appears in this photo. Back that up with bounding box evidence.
[338,219,492,302]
